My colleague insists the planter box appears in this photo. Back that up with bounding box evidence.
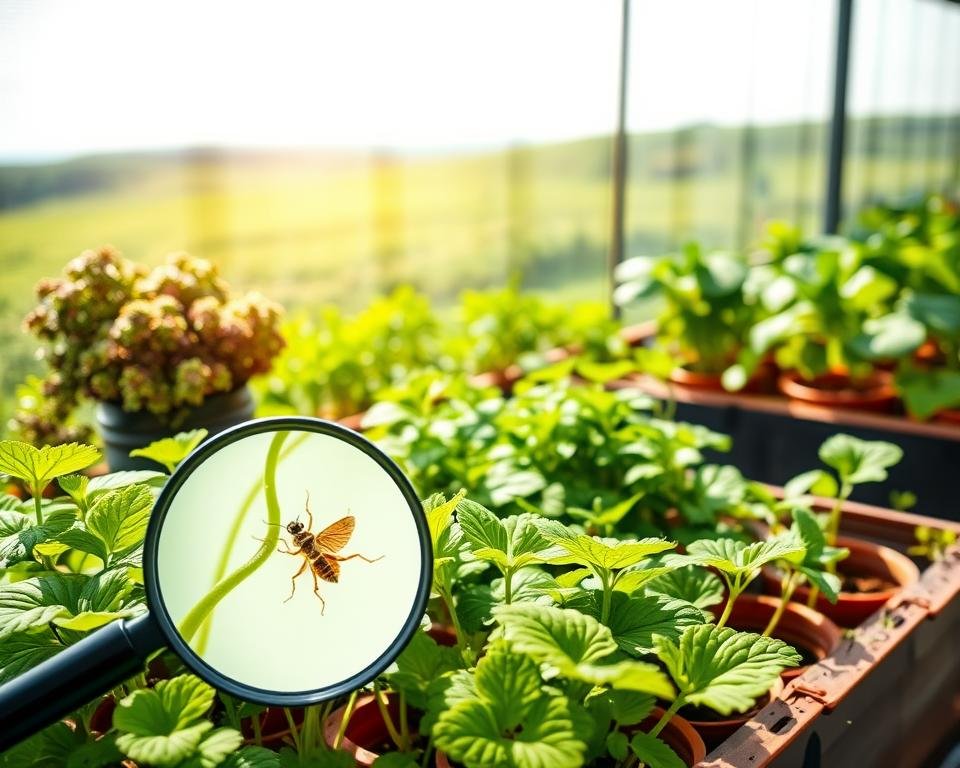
[616,324,960,521]
[700,499,960,768]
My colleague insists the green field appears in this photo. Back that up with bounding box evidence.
[1,115,956,423]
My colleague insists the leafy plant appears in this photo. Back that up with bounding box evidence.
[0,440,100,523]
[677,537,804,627]
[129,428,209,473]
[18,247,284,443]
[908,525,958,563]
[615,244,753,374]
[651,624,800,728]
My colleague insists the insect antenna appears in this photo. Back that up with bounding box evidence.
[262,520,285,527]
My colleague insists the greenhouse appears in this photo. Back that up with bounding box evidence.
[0,1,959,767]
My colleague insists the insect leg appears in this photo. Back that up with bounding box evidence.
[328,552,384,563]
[304,490,313,531]
[283,559,309,603]
[309,566,326,615]
[253,535,300,555]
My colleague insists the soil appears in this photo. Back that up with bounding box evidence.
[841,573,898,593]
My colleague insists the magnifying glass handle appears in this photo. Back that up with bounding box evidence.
[0,612,166,751]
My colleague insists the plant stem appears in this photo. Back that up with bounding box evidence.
[810,483,850,608]
[600,570,613,625]
[649,695,685,738]
[503,567,513,605]
[715,575,740,629]
[333,690,358,750]
[252,714,262,746]
[374,684,404,750]
[195,431,308,655]
[420,735,434,768]
[32,487,43,525]
[178,431,290,643]
[763,572,798,637]
[283,707,301,753]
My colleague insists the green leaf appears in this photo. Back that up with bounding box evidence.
[897,367,960,420]
[682,537,804,583]
[222,747,282,768]
[0,504,78,567]
[86,470,166,502]
[191,728,244,768]
[85,485,154,559]
[606,731,629,761]
[372,754,420,768]
[851,312,926,359]
[0,631,63,683]
[599,592,705,656]
[0,574,86,639]
[493,603,674,699]
[541,523,675,572]
[114,674,217,767]
[819,434,903,487]
[433,649,592,768]
[58,475,90,510]
[128,429,208,473]
[458,504,556,571]
[629,732,686,768]
[784,469,838,500]
[840,265,897,310]
[654,624,801,715]
[65,735,125,768]
[386,630,462,711]
[0,441,101,493]
[645,566,725,611]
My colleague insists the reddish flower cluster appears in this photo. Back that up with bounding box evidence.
[19,246,284,442]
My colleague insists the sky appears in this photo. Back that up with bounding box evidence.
[0,0,957,162]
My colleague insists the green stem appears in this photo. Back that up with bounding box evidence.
[715,576,740,629]
[178,431,290,644]
[763,572,798,637]
[420,735,435,768]
[32,487,43,526]
[282,707,301,754]
[334,690,359,750]
[649,695,685,738]
[503,567,513,605]
[374,684,404,750]
[195,431,308,655]
[600,570,613,625]
[826,483,851,545]
[252,714,262,746]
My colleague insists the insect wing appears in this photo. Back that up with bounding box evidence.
[313,554,340,583]
[314,515,355,552]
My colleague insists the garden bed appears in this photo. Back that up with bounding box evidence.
[614,323,960,521]
[701,497,960,768]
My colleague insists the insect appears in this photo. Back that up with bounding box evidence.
[269,491,382,614]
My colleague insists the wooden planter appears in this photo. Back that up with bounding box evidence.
[697,500,960,768]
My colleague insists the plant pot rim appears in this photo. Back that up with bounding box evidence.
[683,676,785,730]
[776,369,897,408]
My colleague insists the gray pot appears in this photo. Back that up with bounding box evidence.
[95,387,255,471]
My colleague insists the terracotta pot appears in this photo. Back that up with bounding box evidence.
[914,340,946,366]
[426,623,458,647]
[934,407,960,426]
[669,367,727,391]
[718,594,842,681]
[669,361,774,394]
[777,369,898,412]
[435,707,706,768]
[762,536,921,628]
[242,707,304,749]
[683,678,784,751]
[324,693,418,766]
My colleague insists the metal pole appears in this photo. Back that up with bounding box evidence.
[609,0,630,318]
[824,0,854,234]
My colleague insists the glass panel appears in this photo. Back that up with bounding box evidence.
[0,2,618,417]
[624,0,835,261]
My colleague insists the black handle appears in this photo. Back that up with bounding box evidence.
[0,612,166,751]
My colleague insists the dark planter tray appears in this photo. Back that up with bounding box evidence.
[614,324,960,521]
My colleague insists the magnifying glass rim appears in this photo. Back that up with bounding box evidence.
[143,415,433,706]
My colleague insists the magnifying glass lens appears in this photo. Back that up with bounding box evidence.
[149,422,430,700]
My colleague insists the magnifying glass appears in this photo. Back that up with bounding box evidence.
[0,417,432,751]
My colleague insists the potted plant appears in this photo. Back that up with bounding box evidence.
[759,434,920,626]
[18,246,284,469]
[614,244,760,391]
